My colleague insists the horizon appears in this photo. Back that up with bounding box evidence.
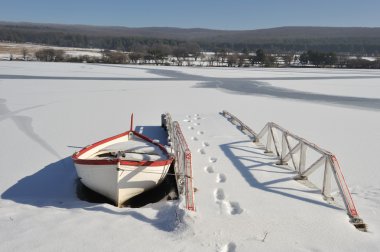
[1,0,380,30]
[1,20,380,31]
[0,20,380,31]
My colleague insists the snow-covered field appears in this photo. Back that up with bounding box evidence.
[0,42,102,60]
[1,62,379,251]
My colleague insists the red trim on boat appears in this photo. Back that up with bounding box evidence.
[72,131,129,160]
[72,130,173,167]
[73,158,173,167]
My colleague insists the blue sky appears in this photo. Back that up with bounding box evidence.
[1,0,379,30]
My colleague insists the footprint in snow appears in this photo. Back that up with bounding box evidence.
[198,148,206,155]
[197,130,204,135]
[202,141,210,147]
[193,114,201,120]
[204,166,214,173]
[188,126,194,130]
[183,119,191,123]
[225,201,243,215]
[191,136,198,141]
[219,242,237,252]
[214,188,225,201]
[193,122,200,126]
[216,173,226,183]
[209,157,217,163]
[214,188,243,215]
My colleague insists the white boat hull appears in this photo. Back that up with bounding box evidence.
[75,162,171,206]
[72,129,173,207]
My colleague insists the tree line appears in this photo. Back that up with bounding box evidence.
[30,47,380,69]
[2,26,380,55]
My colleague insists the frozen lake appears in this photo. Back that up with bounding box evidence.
[1,62,379,251]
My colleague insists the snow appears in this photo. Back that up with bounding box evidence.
[0,42,103,60]
[64,50,102,58]
[1,62,380,251]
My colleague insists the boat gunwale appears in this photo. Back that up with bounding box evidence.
[72,130,173,167]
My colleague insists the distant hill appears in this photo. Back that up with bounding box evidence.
[1,21,380,54]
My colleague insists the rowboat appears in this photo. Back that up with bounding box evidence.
[72,115,174,207]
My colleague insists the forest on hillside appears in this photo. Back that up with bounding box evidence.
[1,22,380,55]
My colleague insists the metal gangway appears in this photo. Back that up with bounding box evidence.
[221,110,367,231]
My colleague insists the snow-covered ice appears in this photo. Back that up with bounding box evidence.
[1,62,380,251]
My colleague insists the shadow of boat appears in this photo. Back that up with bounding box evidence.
[1,156,78,207]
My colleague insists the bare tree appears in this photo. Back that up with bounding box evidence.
[227,53,238,67]
[54,50,64,61]
[215,48,228,66]
[129,52,143,64]
[104,51,127,64]
[35,48,64,62]
[282,54,294,66]
[264,55,276,67]
[198,53,206,66]
[207,55,217,67]
[22,48,28,60]
[237,53,246,67]
[186,42,201,62]
[147,44,171,65]
[172,46,187,66]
